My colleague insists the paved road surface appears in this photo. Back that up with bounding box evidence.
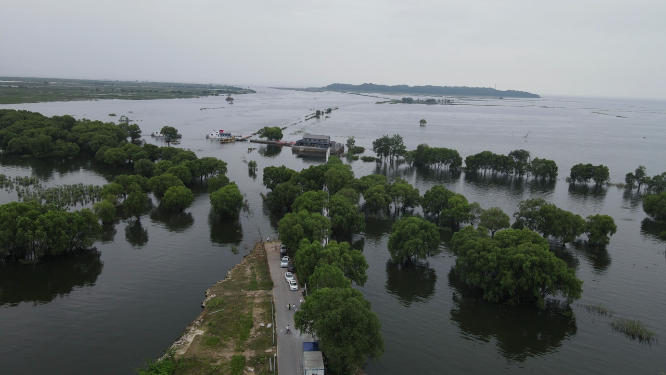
[266,241,312,375]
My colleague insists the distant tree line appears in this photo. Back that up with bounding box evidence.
[324,83,540,98]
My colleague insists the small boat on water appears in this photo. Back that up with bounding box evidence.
[233,134,252,141]
[207,130,236,143]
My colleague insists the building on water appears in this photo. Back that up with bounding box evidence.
[292,134,344,154]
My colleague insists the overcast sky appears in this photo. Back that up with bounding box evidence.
[2,0,665,99]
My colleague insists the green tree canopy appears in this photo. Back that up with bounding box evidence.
[134,159,156,178]
[166,165,192,185]
[529,158,558,179]
[0,201,101,261]
[263,165,297,190]
[324,165,354,195]
[277,210,331,250]
[329,194,366,234]
[160,126,179,146]
[513,198,585,245]
[389,179,420,211]
[207,174,230,193]
[421,185,454,220]
[210,183,243,218]
[124,190,148,219]
[440,193,471,228]
[643,191,666,221]
[479,206,511,236]
[162,186,194,212]
[257,126,283,141]
[269,182,302,213]
[149,173,185,199]
[355,174,387,195]
[294,240,368,286]
[297,164,330,192]
[292,190,328,213]
[93,199,117,224]
[387,216,440,263]
[450,226,583,308]
[363,184,391,213]
[309,264,352,291]
[103,148,127,168]
[334,188,360,205]
[585,214,617,246]
[294,288,384,375]
[126,123,142,142]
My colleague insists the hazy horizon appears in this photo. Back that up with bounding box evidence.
[2,0,665,100]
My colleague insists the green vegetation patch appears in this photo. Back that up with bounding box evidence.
[0,76,255,104]
[230,355,246,375]
[609,318,658,345]
[579,303,614,317]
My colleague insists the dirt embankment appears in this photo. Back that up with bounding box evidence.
[164,241,276,374]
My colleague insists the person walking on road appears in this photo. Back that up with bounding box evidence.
[288,303,291,311]
[286,325,290,334]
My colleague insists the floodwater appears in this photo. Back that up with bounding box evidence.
[1,89,665,374]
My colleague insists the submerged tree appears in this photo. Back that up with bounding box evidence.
[162,186,194,212]
[585,214,617,246]
[451,226,583,308]
[210,183,243,218]
[387,216,440,263]
[160,126,179,146]
[643,191,666,221]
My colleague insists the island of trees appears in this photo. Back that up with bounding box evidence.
[321,83,540,98]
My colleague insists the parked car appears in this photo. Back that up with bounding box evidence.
[280,244,287,255]
[285,272,294,283]
[280,257,289,268]
[287,264,295,273]
[289,279,298,291]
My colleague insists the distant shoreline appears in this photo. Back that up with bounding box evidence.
[274,83,540,98]
[0,76,255,105]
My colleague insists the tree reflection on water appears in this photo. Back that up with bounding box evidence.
[448,270,577,362]
[640,218,666,243]
[208,212,243,246]
[568,240,612,274]
[258,145,282,158]
[149,206,194,233]
[385,261,436,307]
[0,249,103,307]
[125,219,149,248]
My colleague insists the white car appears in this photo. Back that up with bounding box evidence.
[289,279,298,291]
[285,272,294,283]
[280,244,287,254]
[280,257,289,268]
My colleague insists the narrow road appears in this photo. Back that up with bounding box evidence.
[265,241,313,375]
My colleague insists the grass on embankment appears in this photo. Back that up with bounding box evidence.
[138,241,275,375]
